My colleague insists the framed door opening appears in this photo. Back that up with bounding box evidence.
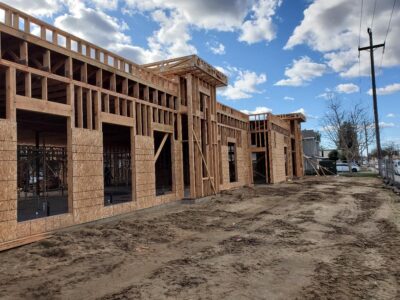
[103,123,133,206]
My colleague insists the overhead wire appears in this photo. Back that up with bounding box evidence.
[358,0,364,102]
[378,0,398,73]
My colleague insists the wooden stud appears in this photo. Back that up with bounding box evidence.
[43,50,50,72]
[20,41,28,65]
[6,66,16,121]
[77,86,83,128]
[41,77,47,100]
[104,93,110,113]
[86,89,93,129]
[25,72,31,98]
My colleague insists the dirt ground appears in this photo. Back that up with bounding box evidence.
[1,176,400,300]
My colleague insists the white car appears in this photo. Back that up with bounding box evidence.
[336,163,360,173]
[394,160,400,175]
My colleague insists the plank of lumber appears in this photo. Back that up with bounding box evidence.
[154,133,169,162]
[0,233,51,252]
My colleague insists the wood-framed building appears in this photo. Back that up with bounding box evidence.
[0,3,305,249]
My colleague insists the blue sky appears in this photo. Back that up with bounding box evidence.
[7,0,400,149]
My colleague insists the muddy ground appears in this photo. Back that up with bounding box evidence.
[1,176,400,299]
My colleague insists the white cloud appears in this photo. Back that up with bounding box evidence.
[368,83,400,96]
[292,108,306,115]
[55,2,131,47]
[124,0,251,31]
[6,0,282,63]
[238,0,282,44]
[207,42,226,55]
[241,106,272,115]
[285,0,400,77]
[2,0,64,17]
[283,96,294,101]
[91,0,119,10]
[275,56,327,87]
[387,113,396,118]
[379,122,395,129]
[335,83,359,94]
[219,69,267,100]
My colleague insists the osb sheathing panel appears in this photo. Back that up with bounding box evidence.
[71,128,105,224]
[135,135,157,209]
[0,120,17,243]
[270,131,288,183]
[174,141,184,199]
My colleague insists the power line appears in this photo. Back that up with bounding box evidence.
[378,0,398,73]
[358,0,364,48]
[358,0,364,103]
[370,0,377,29]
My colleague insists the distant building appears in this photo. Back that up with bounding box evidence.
[302,130,320,174]
[302,130,320,157]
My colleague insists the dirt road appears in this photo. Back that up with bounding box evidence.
[1,176,400,299]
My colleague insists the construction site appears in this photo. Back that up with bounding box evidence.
[2,4,400,299]
[0,3,304,249]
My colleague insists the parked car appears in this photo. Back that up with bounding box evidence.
[336,163,360,173]
[394,160,400,175]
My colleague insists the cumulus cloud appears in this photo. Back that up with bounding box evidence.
[284,96,295,101]
[335,83,359,94]
[241,106,272,115]
[5,0,282,63]
[55,3,131,48]
[284,0,400,77]
[2,0,64,17]
[292,108,306,115]
[219,69,267,100]
[91,0,119,10]
[207,42,226,55]
[368,83,400,96]
[275,56,327,86]
[387,113,396,118]
[238,0,282,44]
[379,122,395,128]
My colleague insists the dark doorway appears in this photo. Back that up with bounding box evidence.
[291,138,297,176]
[154,131,173,195]
[103,123,132,205]
[252,152,266,184]
[228,142,237,183]
[17,111,68,221]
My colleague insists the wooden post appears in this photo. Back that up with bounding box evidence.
[41,77,47,100]
[186,74,196,198]
[25,72,31,98]
[6,66,16,121]
[20,41,28,65]
[77,86,83,128]
[87,90,93,129]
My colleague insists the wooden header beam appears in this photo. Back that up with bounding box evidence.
[142,55,228,87]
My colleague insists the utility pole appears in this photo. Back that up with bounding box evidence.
[359,28,385,176]
[364,122,369,163]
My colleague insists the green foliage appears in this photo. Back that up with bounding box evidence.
[328,149,339,161]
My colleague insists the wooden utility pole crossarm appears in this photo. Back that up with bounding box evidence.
[358,27,385,176]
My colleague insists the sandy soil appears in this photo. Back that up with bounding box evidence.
[1,176,400,299]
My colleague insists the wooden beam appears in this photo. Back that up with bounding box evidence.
[101,112,133,127]
[154,133,169,162]
[15,95,71,117]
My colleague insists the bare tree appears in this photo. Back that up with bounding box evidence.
[321,95,375,171]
